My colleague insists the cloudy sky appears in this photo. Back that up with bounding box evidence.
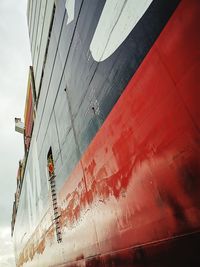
[0,0,31,266]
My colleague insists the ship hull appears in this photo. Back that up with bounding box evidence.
[13,0,200,266]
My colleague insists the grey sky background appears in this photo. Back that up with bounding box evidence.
[0,0,31,266]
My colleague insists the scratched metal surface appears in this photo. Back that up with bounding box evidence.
[13,0,200,266]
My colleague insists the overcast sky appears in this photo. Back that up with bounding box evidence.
[0,0,31,266]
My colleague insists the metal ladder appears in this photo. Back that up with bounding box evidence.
[49,174,62,243]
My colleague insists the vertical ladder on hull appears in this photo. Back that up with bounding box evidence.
[48,148,62,243]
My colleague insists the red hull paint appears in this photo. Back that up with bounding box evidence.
[58,0,200,265]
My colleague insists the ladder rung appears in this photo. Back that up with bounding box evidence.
[49,174,56,181]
